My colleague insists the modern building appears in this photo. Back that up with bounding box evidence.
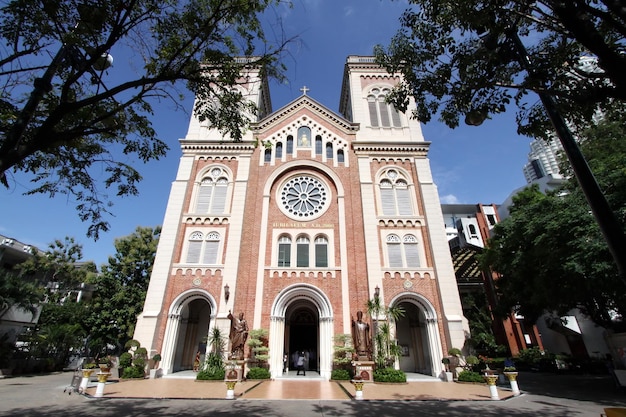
[522,138,564,183]
[0,235,43,345]
[441,204,543,356]
[133,56,469,379]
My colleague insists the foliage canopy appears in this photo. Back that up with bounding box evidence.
[375,0,626,138]
[0,0,289,238]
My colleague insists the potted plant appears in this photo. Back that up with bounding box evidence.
[98,356,113,373]
[82,361,97,378]
[441,357,453,382]
[150,353,162,379]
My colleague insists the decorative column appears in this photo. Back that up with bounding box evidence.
[161,313,181,375]
[484,374,499,400]
[79,369,95,393]
[351,379,365,400]
[94,372,110,398]
[504,371,520,396]
[225,380,237,399]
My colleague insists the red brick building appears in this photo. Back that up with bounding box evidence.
[134,56,468,379]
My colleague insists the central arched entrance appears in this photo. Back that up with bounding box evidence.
[285,302,319,372]
[268,284,333,379]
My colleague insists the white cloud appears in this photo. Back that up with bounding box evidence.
[440,194,459,204]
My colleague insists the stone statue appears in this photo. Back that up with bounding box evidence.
[351,310,371,360]
[227,310,249,360]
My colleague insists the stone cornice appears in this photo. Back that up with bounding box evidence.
[352,141,431,157]
[180,140,256,155]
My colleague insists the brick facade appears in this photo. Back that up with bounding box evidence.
[134,56,468,379]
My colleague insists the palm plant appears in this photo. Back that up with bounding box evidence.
[366,295,405,368]
[206,327,226,357]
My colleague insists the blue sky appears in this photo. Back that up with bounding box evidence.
[0,0,531,267]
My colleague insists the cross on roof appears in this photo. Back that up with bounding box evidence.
[300,85,310,95]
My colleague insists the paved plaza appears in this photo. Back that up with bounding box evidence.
[0,370,625,416]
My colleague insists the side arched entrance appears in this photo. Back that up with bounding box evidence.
[160,290,217,375]
[268,284,334,379]
[391,293,444,377]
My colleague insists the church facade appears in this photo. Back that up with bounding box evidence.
[133,56,468,379]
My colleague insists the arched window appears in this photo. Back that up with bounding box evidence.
[386,234,421,268]
[326,142,333,159]
[276,142,283,159]
[337,149,345,163]
[296,236,310,267]
[368,87,402,128]
[277,235,292,267]
[195,167,229,214]
[386,234,403,268]
[314,236,328,267]
[286,135,294,154]
[315,136,322,155]
[379,169,413,216]
[186,231,221,264]
[298,126,311,147]
[264,148,271,163]
[403,234,420,268]
[203,231,221,264]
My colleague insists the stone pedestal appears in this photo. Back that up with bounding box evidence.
[225,380,237,399]
[94,372,110,398]
[352,361,375,382]
[80,369,94,393]
[484,375,499,400]
[351,380,365,400]
[225,360,245,381]
[504,372,520,396]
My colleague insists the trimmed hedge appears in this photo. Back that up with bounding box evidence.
[373,368,406,383]
[330,369,351,380]
[196,368,225,380]
[246,367,271,379]
[457,370,485,383]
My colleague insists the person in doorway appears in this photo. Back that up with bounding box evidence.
[193,351,201,372]
[296,351,306,376]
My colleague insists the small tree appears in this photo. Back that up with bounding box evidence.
[247,329,269,367]
[332,334,355,369]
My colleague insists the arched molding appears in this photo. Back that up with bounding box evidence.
[389,292,437,321]
[270,283,333,320]
[262,160,345,198]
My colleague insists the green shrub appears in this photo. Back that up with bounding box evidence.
[119,352,132,368]
[196,368,225,380]
[246,367,271,379]
[331,369,351,380]
[122,365,146,379]
[457,370,485,383]
[373,368,406,383]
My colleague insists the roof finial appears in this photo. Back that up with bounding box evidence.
[300,85,310,95]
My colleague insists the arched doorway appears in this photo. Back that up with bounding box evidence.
[161,290,216,375]
[391,294,443,377]
[172,298,211,371]
[268,284,333,379]
[285,302,319,372]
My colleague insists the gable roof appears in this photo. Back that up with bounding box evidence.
[251,94,359,136]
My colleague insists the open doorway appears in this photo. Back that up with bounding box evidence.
[286,303,319,373]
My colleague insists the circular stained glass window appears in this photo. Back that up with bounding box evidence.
[280,175,329,219]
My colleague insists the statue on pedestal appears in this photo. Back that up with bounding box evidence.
[351,310,371,360]
[228,311,249,360]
